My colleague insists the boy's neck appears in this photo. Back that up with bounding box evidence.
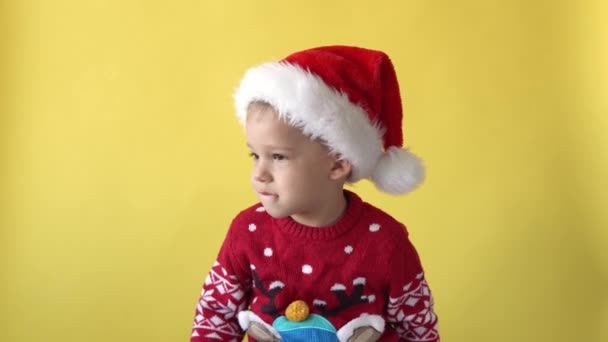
[290,190,348,228]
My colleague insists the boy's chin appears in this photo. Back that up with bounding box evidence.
[264,211,289,219]
[260,206,289,219]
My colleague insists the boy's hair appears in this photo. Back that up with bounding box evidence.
[246,100,272,115]
[235,46,425,195]
[246,100,341,158]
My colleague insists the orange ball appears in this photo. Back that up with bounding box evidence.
[285,300,310,322]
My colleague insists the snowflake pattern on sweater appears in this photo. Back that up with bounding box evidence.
[191,191,439,341]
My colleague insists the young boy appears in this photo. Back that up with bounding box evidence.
[191,46,439,342]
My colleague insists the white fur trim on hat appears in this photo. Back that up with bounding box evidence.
[234,62,384,182]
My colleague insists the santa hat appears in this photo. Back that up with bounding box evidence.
[233,45,425,194]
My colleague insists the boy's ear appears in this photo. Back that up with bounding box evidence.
[329,158,352,181]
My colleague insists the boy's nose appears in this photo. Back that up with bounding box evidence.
[252,163,272,183]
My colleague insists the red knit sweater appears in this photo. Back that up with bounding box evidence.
[191,191,439,341]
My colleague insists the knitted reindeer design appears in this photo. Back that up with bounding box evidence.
[238,266,385,342]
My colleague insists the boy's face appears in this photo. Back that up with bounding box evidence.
[245,107,340,226]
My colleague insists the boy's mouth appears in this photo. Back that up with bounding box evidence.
[257,191,278,200]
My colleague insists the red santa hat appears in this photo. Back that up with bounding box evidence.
[233,45,424,194]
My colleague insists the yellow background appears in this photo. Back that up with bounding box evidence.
[1,1,606,341]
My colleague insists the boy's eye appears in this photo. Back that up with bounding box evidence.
[272,154,286,161]
[249,152,259,160]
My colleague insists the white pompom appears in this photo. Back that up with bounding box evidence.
[370,147,425,194]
